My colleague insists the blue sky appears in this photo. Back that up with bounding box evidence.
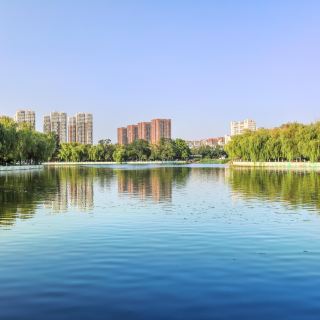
[0,0,319,142]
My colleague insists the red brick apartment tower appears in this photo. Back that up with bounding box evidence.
[138,122,151,142]
[151,119,171,144]
[117,127,128,145]
[127,125,138,143]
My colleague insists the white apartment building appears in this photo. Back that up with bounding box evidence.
[43,115,51,134]
[69,113,93,145]
[230,119,256,136]
[14,110,36,130]
[43,112,67,143]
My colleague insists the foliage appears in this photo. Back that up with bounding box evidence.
[191,145,227,159]
[113,145,128,163]
[0,117,56,165]
[225,122,320,162]
[57,138,192,163]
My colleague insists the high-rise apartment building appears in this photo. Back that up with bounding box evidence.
[14,110,36,130]
[117,127,128,145]
[68,116,77,143]
[151,119,171,144]
[43,115,51,134]
[230,119,256,136]
[76,113,86,144]
[85,113,93,145]
[127,125,138,144]
[43,112,67,143]
[138,122,151,142]
[118,118,172,145]
[67,113,93,145]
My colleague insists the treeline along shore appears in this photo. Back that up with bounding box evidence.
[2,115,320,166]
[57,139,226,162]
[226,122,320,163]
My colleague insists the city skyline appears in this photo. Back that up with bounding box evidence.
[5,106,319,143]
[7,108,320,146]
[1,1,319,142]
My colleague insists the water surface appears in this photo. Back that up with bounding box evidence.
[1,165,320,320]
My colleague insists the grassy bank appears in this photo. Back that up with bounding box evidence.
[195,159,230,164]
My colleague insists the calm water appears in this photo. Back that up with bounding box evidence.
[1,165,320,320]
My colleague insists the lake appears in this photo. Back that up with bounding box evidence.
[1,164,320,320]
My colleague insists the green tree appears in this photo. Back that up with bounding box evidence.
[174,139,191,160]
[127,139,151,161]
[113,145,127,163]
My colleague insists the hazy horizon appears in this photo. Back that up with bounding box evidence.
[1,0,319,143]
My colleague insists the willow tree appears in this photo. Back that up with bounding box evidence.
[225,122,320,162]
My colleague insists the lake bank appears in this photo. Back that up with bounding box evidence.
[195,159,229,164]
[231,161,320,170]
[0,165,43,172]
[44,161,188,166]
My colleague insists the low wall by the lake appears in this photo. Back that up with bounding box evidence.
[231,161,320,169]
[44,161,187,166]
[0,165,43,172]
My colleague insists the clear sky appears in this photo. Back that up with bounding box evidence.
[0,0,319,142]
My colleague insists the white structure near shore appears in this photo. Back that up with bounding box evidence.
[0,165,43,172]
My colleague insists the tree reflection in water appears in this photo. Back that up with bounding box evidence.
[0,166,192,226]
[4,165,318,228]
[0,167,114,226]
[227,168,320,211]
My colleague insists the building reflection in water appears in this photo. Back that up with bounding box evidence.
[0,167,118,226]
[1,165,227,227]
[43,167,108,212]
[44,176,94,212]
[117,167,191,203]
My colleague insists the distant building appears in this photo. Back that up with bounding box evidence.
[14,110,36,130]
[230,119,256,136]
[76,113,93,145]
[127,124,138,144]
[43,115,51,134]
[84,113,93,145]
[76,113,86,144]
[186,140,202,148]
[225,135,232,145]
[205,137,225,147]
[138,122,151,142]
[117,127,128,145]
[151,119,171,144]
[187,137,225,148]
[68,116,77,143]
[118,118,171,145]
[43,112,67,143]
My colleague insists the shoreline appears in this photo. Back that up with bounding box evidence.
[43,161,188,166]
[231,161,320,169]
[0,165,44,172]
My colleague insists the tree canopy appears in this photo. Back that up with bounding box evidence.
[57,138,193,163]
[225,122,320,162]
[0,117,56,165]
